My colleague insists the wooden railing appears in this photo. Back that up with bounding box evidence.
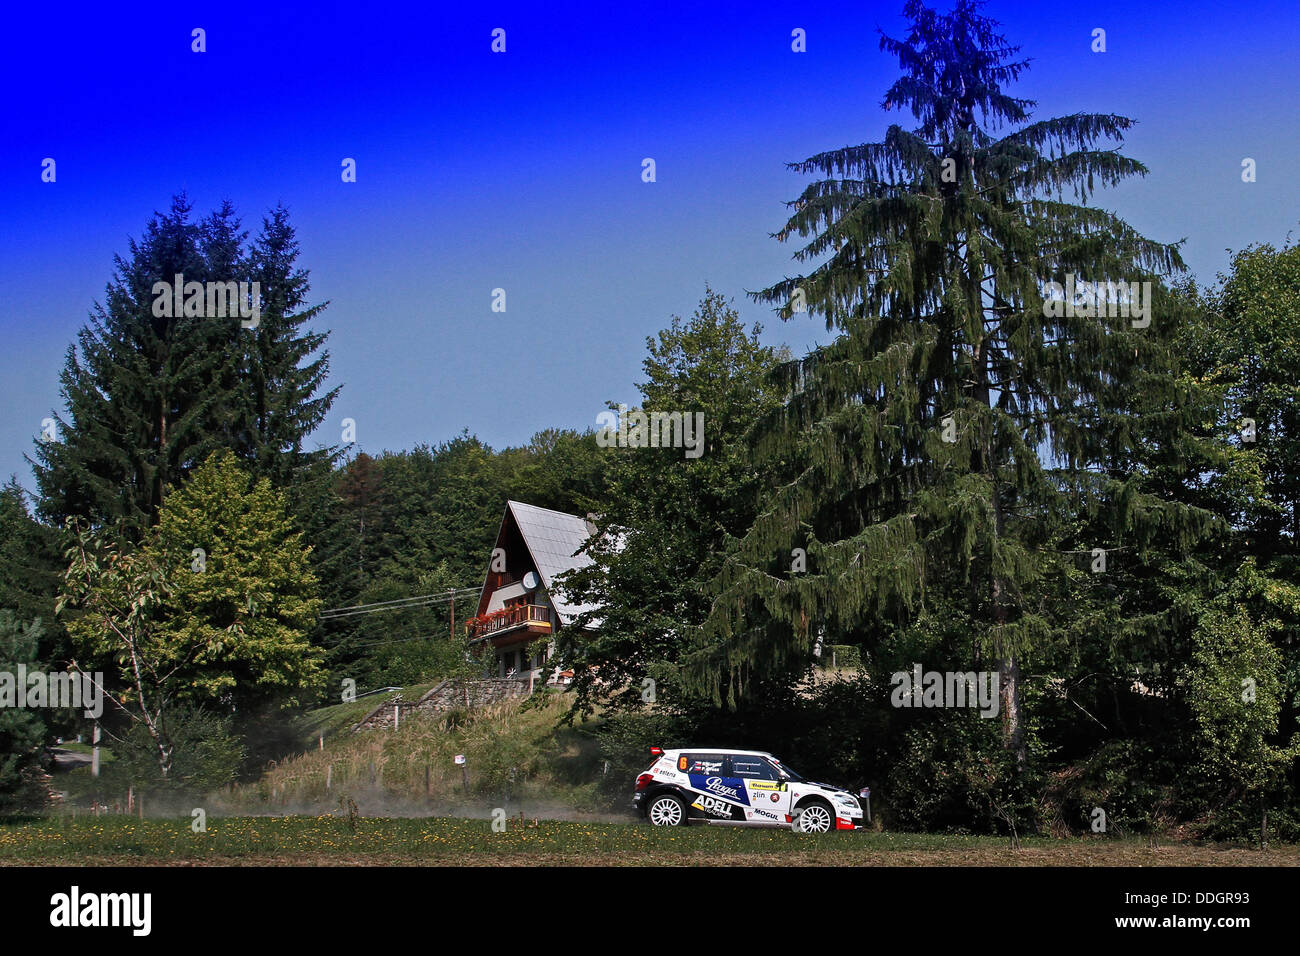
[466,604,552,641]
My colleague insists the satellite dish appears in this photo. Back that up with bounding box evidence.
[522,571,540,590]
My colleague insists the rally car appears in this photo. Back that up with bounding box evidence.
[632,747,865,832]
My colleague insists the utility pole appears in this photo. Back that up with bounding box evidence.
[449,589,455,640]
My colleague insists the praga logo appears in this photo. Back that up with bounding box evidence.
[688,775,750,805]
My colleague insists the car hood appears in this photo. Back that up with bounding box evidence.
[805,781,854,796]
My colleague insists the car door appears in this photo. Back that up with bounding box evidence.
[729,754,789,824]
[678,752,739,820]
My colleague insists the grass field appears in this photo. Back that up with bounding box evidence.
[1,815,1296,866]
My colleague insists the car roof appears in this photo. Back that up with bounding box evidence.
[662,748,776,758]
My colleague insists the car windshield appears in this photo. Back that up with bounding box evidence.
[769,758,803,781]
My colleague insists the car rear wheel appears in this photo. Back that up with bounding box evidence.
[647,793,687,827]
[793,799,834,833]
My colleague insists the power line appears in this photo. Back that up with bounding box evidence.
[321,587,478,616]
[320,591,478,620]
[320,586,479,621]
[324,587,479,614]
[338,635,447,650]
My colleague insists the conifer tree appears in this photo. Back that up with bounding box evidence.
[31,195,227,532]
[30,196,338,535]
[0,613,50,810]
[0,481,67,659]
[689,0,1209,764]
[236,204,340,488]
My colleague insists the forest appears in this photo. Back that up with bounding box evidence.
[2,0,1297,843]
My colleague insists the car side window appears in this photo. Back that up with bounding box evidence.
[677,753,726,775]
[729,755,778,780]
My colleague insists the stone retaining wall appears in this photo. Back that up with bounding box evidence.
[352,678,529,732]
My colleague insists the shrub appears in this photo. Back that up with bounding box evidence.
[109,705,245,796]
[825,645,862,669]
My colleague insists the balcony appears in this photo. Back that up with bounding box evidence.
[466,604,553,644]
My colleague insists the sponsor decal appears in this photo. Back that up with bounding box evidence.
[750,807,780,821]
[687,775,751,806]
[704,777,740,799]
[692,794,733,818]
[747,780,783,791]
[770,793,780,803]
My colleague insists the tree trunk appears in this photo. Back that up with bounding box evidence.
[978,343,1026,768]
[157,740,172,779]
[999,650,1025,766]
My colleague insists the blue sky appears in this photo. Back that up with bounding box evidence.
[2,0,1298,493]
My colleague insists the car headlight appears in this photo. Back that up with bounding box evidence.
[833,793,859,806]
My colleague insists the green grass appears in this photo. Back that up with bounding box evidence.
[52,741,96,755]
[2,815,1295,866]
[286,683,438,751]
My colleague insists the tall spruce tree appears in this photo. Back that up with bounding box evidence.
[31,195,225,532]
[688,0,1208,764]
[30,195,337,535]
[237,204,340,488]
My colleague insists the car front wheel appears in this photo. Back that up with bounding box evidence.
[646,793,687,827]
[793,799,834,833]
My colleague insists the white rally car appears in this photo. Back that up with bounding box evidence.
[632,747,865,833]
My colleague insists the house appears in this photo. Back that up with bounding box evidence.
[465,500,605,686]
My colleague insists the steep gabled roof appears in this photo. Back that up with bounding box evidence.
[484,500,603,625]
